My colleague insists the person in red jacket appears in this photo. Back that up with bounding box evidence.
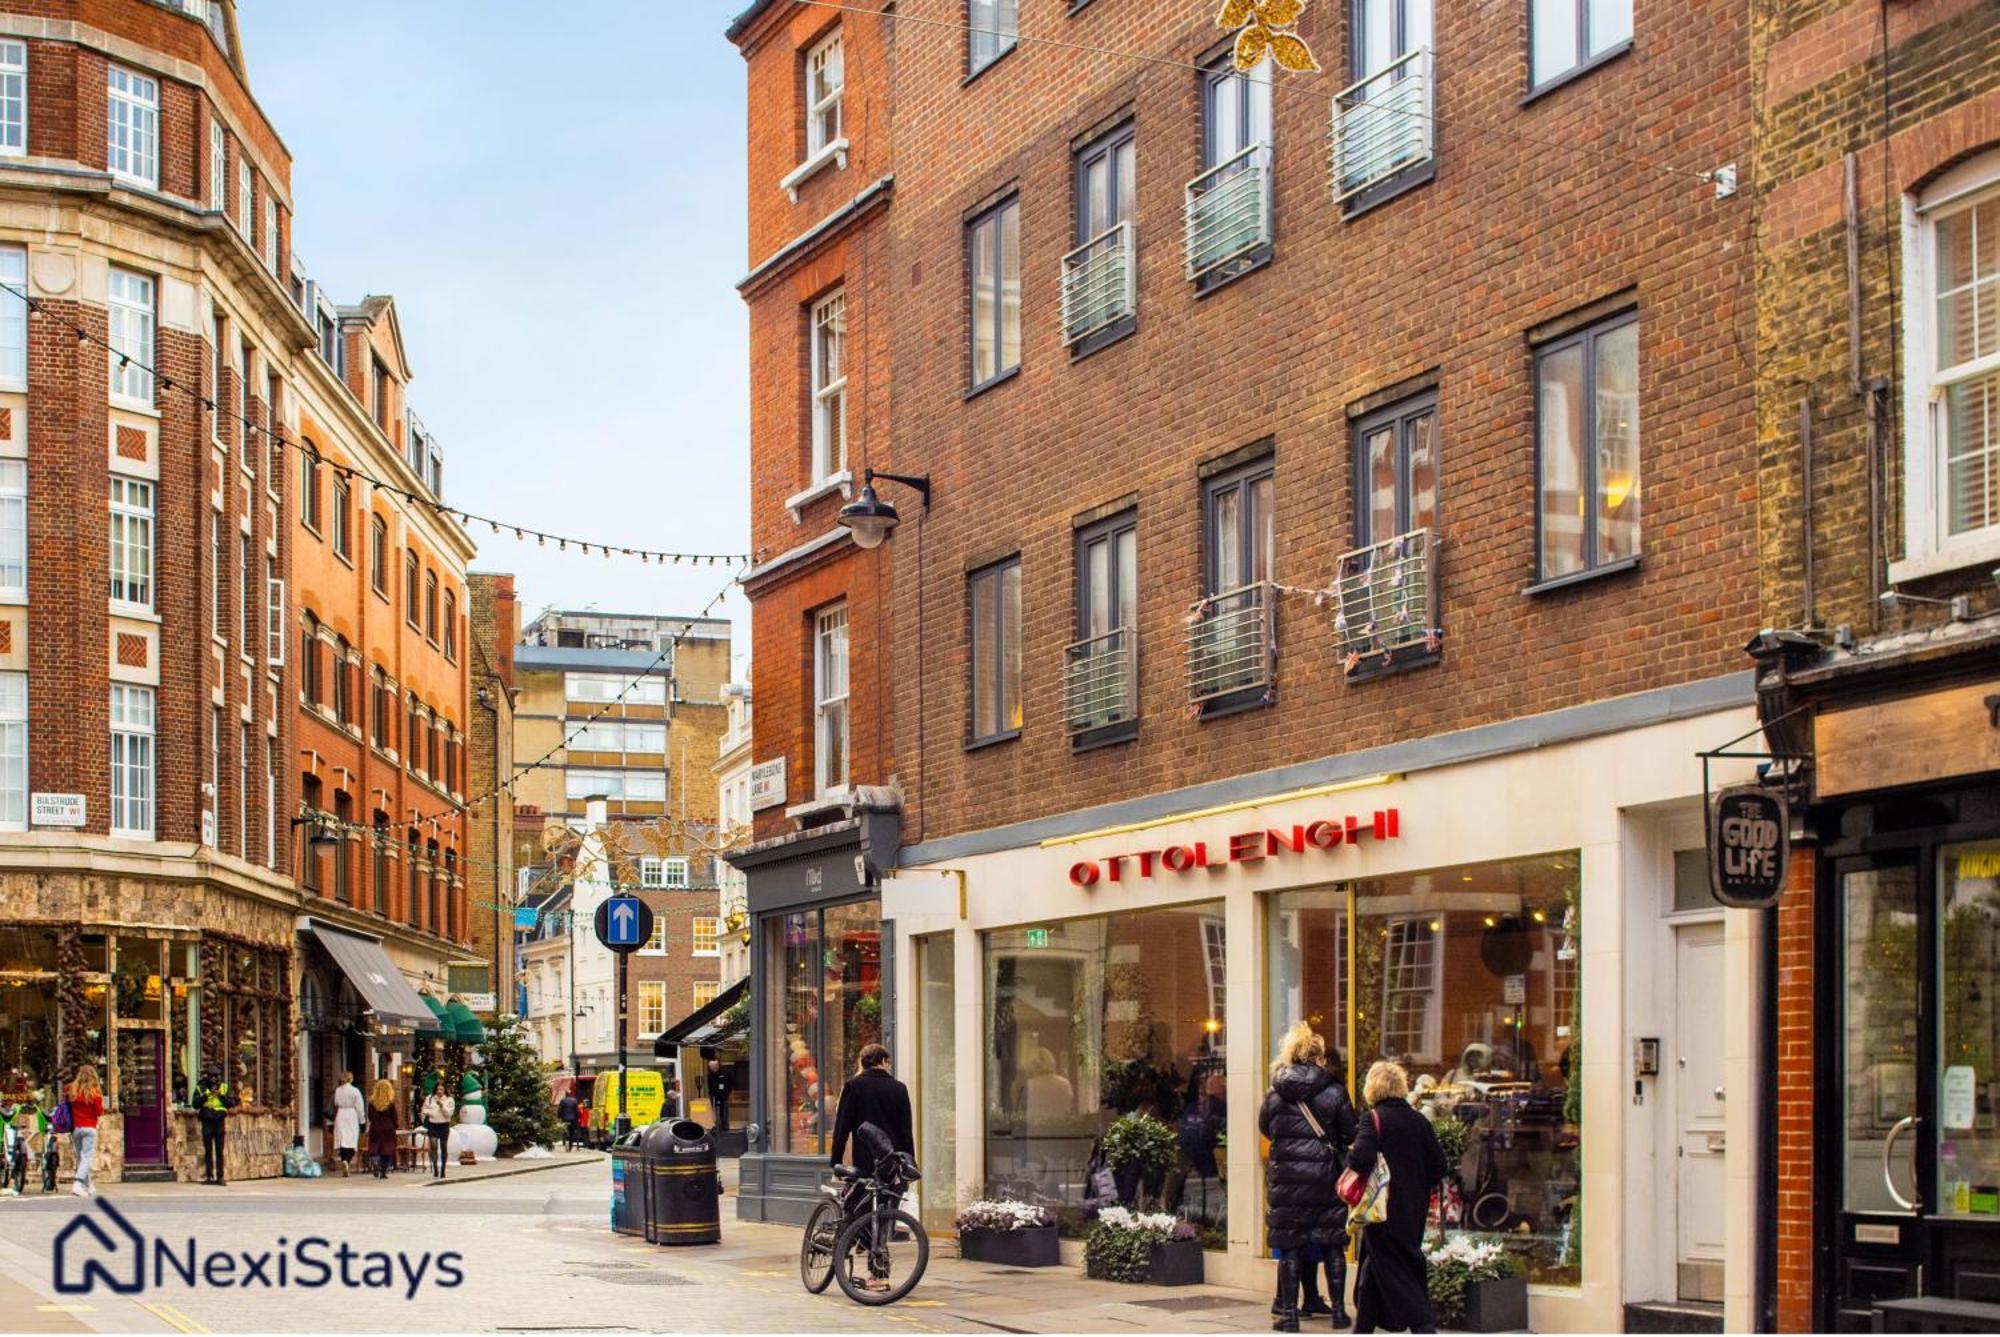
[65,1066,103,1197]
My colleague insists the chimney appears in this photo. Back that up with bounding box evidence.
[585,796,608,831]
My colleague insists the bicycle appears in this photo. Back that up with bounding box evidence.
[799,1153,929,1305]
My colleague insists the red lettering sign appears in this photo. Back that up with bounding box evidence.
[1069,809,1401,889]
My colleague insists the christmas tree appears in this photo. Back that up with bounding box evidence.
[480,1014,563,1151]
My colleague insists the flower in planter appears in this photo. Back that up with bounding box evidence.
[1423,1232,1526,1327]
[955,1199,1056,1233]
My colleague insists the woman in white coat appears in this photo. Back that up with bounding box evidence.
[331,1071,365,1176]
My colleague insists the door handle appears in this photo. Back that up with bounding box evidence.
[1882,1115,1921,1214]
[1714,1086,1726,1102]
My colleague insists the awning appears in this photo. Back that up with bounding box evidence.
[418,992,451,1039]
[653,977,747,1056]
[301,921,437,1032]
[445,999,486,1045]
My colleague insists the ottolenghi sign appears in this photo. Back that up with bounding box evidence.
[1068,809,1400,887]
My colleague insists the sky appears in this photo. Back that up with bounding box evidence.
[236,1,752,677]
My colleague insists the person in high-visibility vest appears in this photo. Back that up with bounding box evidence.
[192,1067,238,1186]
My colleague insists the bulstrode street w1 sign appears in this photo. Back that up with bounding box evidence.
[1707,784,1788,909]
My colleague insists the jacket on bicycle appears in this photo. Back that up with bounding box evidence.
[830,1067,914,1176]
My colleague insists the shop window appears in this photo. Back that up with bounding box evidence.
[1266,852,1583,1284]
[915,933,958,1234]
[1938,842,2000,1218]
[981,902,1228,1240]
[764,899,881,1155]
[0,926,60,1092]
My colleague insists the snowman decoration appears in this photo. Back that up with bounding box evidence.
[448,1059,499,1163]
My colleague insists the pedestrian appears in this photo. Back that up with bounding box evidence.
[192,1066,237,1186]
[64,1066,104,1198]
[829,1043,914,1180]
[556,1087,580,1151]
[1345,1061,1449,1335]
[705,1054,733,1132]
[420,1082,455,1180]
[365,1079,399,1179]
[1259,1022,1358,1332]
[331,1071,364,1176]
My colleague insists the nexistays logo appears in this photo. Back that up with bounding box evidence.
[54,1200,465,1299]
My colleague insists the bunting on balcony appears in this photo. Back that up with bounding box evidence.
[1217,0,1321,73]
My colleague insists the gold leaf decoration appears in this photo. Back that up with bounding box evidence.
[1269,32,1321,71]
[1254,0,1306,26]
[1232,23,1271,70]
[1217,0,1257,27]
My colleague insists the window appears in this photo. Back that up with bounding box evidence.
[1066,126,1136,348]
[1530,0,1632,91]
[208,707,220,842]
[239,533,254,652]
[810,290,847,481]
[443,590,457,661]
[407,698,422,768]
[301,443,322,531]
[108,477,153,609]
[626,772,667,801]
[406,832,421,926]
[691,916,720,956]
[1206,457,1274,597]
[1193,458,1275,705]
[209,314,226,442]
[369,515,387,593]
[263,196,278,273]
[238,159,252,237]
[109,684,155,838]
[0,246,25,385]
[209,121,225,212]
[814,603,849,796]
[265,371,283,480]
[1907,163,2000,559]
[404,551,420,627]
[967,0,1017,75]
[640,856,665,888]
[265,738,276,868]
[238,724,248,860]
[371,670,390,748]
[1535,312,1639,583]
[0,43,25,158]
[692,980,721,1009]
[1338,0,1434,203]
[641,913,667,956]
[969,558,1022,744]
[1355,393,1438,546]
[806,30,844,158]
[300,774,322,891]
[374,359,391,431]
[424,570,438,641]
[563,672,667,705]
[105,66,158,187]
[265,564,284,665]
[663,856,690,889]
[968,198,1021,391]
[1380,917,1442,1060]
[765,900,882,1154]
[0,672,24,829]
[0,459,24,599]
[209,510,223,641]
[331,476,350,559]
[107,268,154,406]
[371,814,389,912]
[1071,512,1137,733]
[638,981,667,1035]
[333,791,352,903]
[333,636,351,725]
[299,613,321,705]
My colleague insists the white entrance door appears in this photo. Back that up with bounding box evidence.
[1674,920,1727,1302]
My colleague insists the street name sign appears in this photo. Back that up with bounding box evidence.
[31,793,85,827]
[594,895,654,954]
[748,758,787,812]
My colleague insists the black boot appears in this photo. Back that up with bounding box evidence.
[1326,1252,1351,1330]
[1272,1258,1300,1332]
[1300,1254,1330,1317]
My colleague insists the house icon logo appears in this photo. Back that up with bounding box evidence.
[53,1199,145,1295]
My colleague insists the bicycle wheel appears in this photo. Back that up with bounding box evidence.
[831,1208,928,1306]
[800,1199,840,1294]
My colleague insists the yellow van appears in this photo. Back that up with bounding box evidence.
[588,1070,667,1143]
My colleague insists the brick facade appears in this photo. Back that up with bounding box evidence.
[467,572,518,1006]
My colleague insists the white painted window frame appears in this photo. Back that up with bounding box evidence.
[0,671,24,831]
[238,158,252,238]
[691,915,720,957]
[0,458,24,601]
[810,289,847,483]
[109,683,156,839]
[806,29,844,159]
[0,246,25,389]
[105,65,157,188]
[638,979,667,1034]
[106,267,155,407]
[1898,153,2000,581]
[108,475,154,611]
[210,120,226,211]
[814,603,849,798]
[0,43,24,158]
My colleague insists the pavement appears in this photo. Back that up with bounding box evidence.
[0,1154,1299,1334]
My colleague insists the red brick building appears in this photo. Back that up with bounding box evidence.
[1745,0,2000,1328]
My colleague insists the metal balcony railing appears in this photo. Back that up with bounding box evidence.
[1187,582,1273,703]
[1329,47,1434,203]
[1060,220,1136,345]
[1334,529,1438,671]
[1063,626,1137,734]
[1184,142,1273,280]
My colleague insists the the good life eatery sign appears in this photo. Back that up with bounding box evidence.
[1707,784,1788,909]
[1068,808,1400,887]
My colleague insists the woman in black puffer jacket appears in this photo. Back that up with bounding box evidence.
[1259,1022,1359,1331]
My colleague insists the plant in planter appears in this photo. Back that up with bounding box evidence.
[955,1199,1060,1267]
[1101,1111,1178,1207]
[1425,1233,1528,1332]
[1084,1208,1204,1287]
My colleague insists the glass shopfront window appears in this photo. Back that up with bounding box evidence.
[916,933,957,1233]
[984,902,1228,1239]
[1939,841,1999,1218]
[764,899,881,1155]
[0,924,60,1094]
[1267,853,1583,1285]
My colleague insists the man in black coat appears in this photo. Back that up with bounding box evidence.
[829,1043,914,1179]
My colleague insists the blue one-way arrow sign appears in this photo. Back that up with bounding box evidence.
[594,894,654,954]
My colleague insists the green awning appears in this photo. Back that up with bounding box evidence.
[445,999,485,1045]
[417,992,451,1040]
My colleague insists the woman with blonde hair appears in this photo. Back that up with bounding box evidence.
[1259,1022,1357,1331]
[364,1078,399,1179]
[64,1066,104,1197]
[1344,1061,1449,1334]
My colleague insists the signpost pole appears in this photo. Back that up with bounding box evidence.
[617,949,630,1138]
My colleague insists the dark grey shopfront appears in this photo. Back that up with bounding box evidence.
[728,806,899,1225]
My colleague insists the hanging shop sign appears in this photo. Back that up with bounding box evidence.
[1068,809,1399,887]
[748,758,787,812]
[1707,784,1788,909]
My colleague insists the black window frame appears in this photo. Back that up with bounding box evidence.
[300,439,322,533]
[965,0,1018,80]
[1351,390,1439,549]
[1529,309,1640,592]
[1197,454,1276,716]
[1068,122,1138,359]
[369,514,387,596]
[300,612,321,706]
[1072,510,1139,747]
[1341,0,1437,215]
[966,194,1021,396]
[404,551,420,629]
[331,474,350,561]
[1525,0,1634,99]
[1195,53,1276,293]
[966,554,1022,749]
[371,813,389,913]
[332,790,352,903]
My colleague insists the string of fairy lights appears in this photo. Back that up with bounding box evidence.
[0,281,753,568]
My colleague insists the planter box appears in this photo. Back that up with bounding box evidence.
[960,1224,1060,1267]
[1147,1238,1204,1287]
[1461,1275,1529,1332]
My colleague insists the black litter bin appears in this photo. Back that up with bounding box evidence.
[608,1128,646,1236]
[643,1119,722,1246]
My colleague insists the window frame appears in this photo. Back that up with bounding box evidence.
[239,532,253,655]
[1530,309,1641,590]
[810,288,847,483]
[263,195,278,273]
[0,246,21,391]
[443,590,458,662]
[0,42,27,160]
[1352,390,1440,548]
[0,672,25,831]
[813,603,850,798]
[691,916,720,958]
[638,979,667,1034]
[967,555,1023,747]
[805,28,845,160]
[1203,455,1275,598]
[0,457,23,600]
[109,683,155,839]
[424,569,439,643]
[237,158,252,238]
[209,120,226,212]
[300,442,323,533]
[108,475,154,611]
[331,474,351,561]
[1526,0,1634,97]
[105,65,158,189]
[966,194,1022,394]
[106,267,155,408]
[369,514,387,594]
[404,551,420,629]
[966,0,1019,78]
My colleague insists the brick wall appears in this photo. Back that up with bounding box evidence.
[467,572,518,995]
[1773,849,1815,1331]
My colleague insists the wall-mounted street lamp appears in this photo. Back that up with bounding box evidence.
[291,809,342,851]
[837,468,932,549]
